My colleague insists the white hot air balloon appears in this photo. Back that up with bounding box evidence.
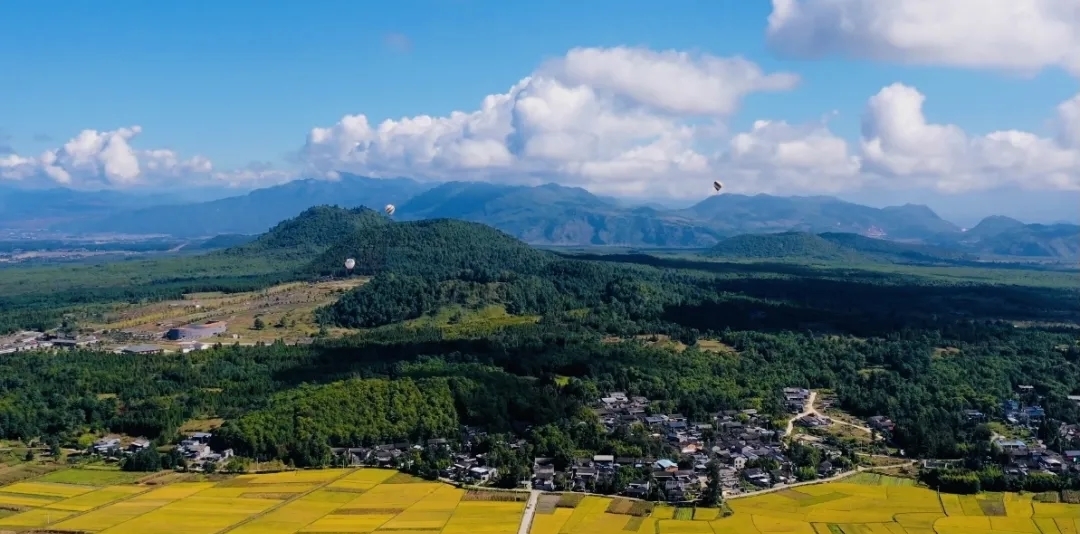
[713,181,723,193]
[384,204,396,216]
[344,258,356,270]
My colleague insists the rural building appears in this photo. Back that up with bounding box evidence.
[166,321,227,340]
[50,335,99,349]
[178,341,212,353]
[93,437,121,454]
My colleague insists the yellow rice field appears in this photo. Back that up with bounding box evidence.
[2,469,1080,533]
[0,468,524,533]
[527,477,1080,534]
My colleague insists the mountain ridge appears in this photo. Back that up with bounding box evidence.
[4,178,1077,259]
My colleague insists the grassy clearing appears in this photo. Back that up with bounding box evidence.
[932,347,961,358]
[988,421,1030,440]
[86,279,367,347]
[695,339,737,354]
[0,464,62,487]
[177,417,225,434]
[403,304,540,338]
[35,468,144,487]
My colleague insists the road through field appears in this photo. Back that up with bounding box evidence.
[517,489,541,534]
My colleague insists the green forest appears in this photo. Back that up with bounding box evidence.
[1,205,1078,473]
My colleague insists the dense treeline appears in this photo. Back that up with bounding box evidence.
[920,467,1080,494]
[1,315,1077,463]
[1,206,1079,468]
[213,377,459,465]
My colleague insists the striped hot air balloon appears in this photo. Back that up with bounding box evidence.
[384,204,396,216]
[713,181,723,192]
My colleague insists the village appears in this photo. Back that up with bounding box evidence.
[328,388,870,501]
[38,377,1080,502]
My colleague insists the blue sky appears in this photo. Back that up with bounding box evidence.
[1,0,1078,223]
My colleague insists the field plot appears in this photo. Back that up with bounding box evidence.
[35,467,146,486]
[711,476,1080,534]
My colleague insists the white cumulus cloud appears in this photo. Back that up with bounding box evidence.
[301,46,849,198]
[0,126,290,189]
[766,0,1080,76]
[723,118,862,194]
[7,42,1078,198]
[860,83,1080,192]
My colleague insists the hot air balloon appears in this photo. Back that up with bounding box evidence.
[713,181,723,192]
[344,258,356,270]
[384,204,396,216]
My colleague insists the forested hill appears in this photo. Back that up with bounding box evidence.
[216,205,389,261]
[706,231,973,264]
[306,218,554,277]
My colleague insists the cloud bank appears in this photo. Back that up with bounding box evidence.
[766,0,1080,76]
[0,126,291,189]
[3,4,1079,197]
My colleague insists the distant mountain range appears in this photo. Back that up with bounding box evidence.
[0,185,234,230]
[3,176,1077,260]
[45,176,426,237]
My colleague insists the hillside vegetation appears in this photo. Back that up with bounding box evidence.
[707,231,972,265]
[0,203,1079,477]
[214,378,459,465]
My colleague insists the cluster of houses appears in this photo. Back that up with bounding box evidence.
[0,331,99,354]
[543,390,857,501]
[784,388,811,413]
[992,436,1068,475]
[89,432,233,470]
[969,385,1079,478]
[176,432,234,466]
[330,438,500,485]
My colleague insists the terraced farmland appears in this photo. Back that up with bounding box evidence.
[3,469,1080,533]
[0,468,526,534]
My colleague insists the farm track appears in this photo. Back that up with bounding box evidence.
[517,490,541,534]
